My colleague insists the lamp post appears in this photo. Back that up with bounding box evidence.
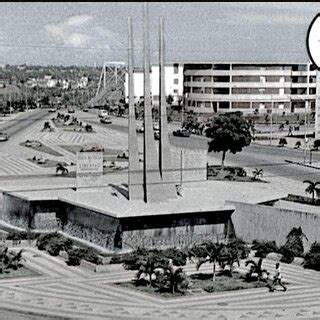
[270,100,274,146]
[304,100,308,164]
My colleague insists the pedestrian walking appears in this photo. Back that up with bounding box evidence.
[269,262,287,292]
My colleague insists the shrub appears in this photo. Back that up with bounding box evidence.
[7,231,40,241]
[252,240,279,258]
[122,248,149,270]
[36,232,73,256]
[303,242,320,271]
[83,248,103,265]
[66,247,86,266]
[279,227,307,263]
[36,233,58,251]
[161,248,187,266]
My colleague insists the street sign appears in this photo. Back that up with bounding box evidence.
[306,13,320,69]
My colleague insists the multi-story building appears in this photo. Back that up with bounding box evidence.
[124,63,184,105]
[183,63,317,114]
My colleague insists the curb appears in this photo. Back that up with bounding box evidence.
[284,159,320,170]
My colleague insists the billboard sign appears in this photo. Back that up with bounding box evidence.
[76,151,103,188]
[307,14,320,69]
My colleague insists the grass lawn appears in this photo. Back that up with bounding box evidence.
[116,271,267,298]
[0,265,41,280]
[20,141,63,157]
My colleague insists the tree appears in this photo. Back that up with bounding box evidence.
[135,251,166,286]
[313,140,320,151]
[206,112,252,167]
[278,138,287,147]
[245,258,268,283]
[155,260,189,294]
[304,242,320,271]
[166,94,174,106]
[189,241,226,282]
[219,238,249,276]
[280,227,308,263]
[303,180,320,203]
[251,240,279,258]
[252,168,264,180]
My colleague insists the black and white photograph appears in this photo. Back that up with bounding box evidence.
[0,2,320,319]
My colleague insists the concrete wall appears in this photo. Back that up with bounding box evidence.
[229,201,320,250]
[2,193,30,228]
[63,203,121,249]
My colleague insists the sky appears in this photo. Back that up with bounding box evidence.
[1,2,320,66]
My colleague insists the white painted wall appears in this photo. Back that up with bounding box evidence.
[125,64,184,104]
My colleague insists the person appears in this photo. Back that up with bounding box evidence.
[269,262,287,292]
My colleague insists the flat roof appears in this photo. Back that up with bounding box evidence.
[6,179,289,219]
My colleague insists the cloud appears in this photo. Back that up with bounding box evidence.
[45,14,93,46]
[45,14,119,49]
[65,14,92,27]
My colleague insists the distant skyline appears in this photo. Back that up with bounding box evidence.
[1,2,320,66]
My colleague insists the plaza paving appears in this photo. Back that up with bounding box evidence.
[0,247,319,319]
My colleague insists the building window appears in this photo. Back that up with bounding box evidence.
[219,101,230,109]
[232,76,260,82]
[203,76,212,82]
[204,101,211,108]
[193,76,202,82]
[173,78,179,85]
[213,88,229,95]
[173,89,178,94]
[213,76,230,82]
[232,102,250,109]
[309,88,316,94]
[309,76,316,83]
[204,87,212,94]
[174,64,179,74]
[193,87,202,93]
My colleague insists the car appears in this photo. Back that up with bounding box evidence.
[153,122,160,131]
[172,129,191,137]
[136,124,144,133]
[154,131,160,140]
[98,110,108,118]
[83,108,89,112]
[48,107,57,113]
[0,132,9,142]
[68,108,75,113]
[100,116,112,124]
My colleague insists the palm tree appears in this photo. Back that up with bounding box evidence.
[189,241,226,282]
[245,258,268,283]
[136,252,164,287]
[8,249,24,270]
[252,168,264,180]
[156,261,188,294]
[303,180,320,203]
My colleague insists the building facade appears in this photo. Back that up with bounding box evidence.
[124,63,184,105]
[183,63,317,114]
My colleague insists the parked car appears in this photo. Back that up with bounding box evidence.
[136,124,144,133]
[0,132,9,142]
[154,131,160,140]
[68,107,75,113]
[48,107,57,113]
[153,122,160,131]
[173,129,191,137]
[25,140,42,147]
[82,108,89,112]
[98,109,108,118]
[100,116,112,124]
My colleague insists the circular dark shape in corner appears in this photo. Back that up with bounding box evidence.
[306,13,320,70]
